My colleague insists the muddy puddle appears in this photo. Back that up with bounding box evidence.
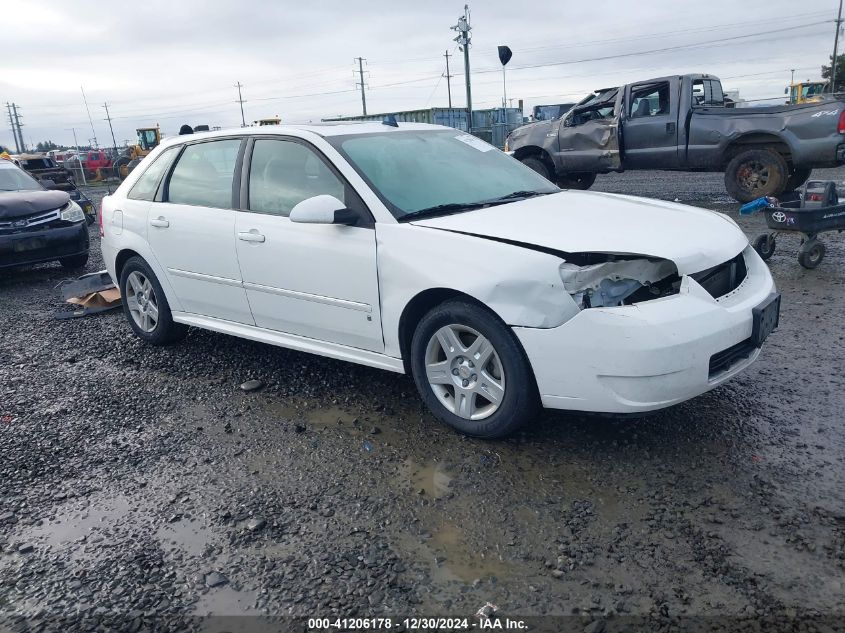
[396,458,455,499]
[13,494,135,554]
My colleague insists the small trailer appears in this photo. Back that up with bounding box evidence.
[746,181,844,269]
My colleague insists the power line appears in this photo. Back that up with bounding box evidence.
[80,86,98,148]
[11,103,25,152]
[464,20,831,76]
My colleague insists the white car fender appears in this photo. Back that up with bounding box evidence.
[376,223,580,358]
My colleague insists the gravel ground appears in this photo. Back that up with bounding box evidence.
[1,171,844,631]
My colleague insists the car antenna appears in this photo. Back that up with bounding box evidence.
[382,114,399,127]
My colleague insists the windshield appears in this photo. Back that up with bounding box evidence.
[0,166,43,192]
[328,130,558,219]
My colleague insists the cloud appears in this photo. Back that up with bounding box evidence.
[0,0,835,148]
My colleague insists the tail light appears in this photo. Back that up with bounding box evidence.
[838,110,845,134]
[98,202,104,237]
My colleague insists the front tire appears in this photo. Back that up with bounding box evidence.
[520,156,552,182]
[410,300,539,438]
[557,172,596,190]
[119,256,187,345]
[724,148,788,203]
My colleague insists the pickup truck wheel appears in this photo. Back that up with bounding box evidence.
[520,156,552,182]
[784,167,812,192]
[724,148,788,203]
[558,172,596,190]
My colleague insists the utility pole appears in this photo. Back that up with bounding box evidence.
[451,5,472,133]
[444,50,453,108]
[355,57,367,116]
[5,103,20,154]
[103,102,118,173]
[66,127,86,186]
[11,103,25,153]
[833,0,844,93]
[81,86,98,148]
[234,82,247,127]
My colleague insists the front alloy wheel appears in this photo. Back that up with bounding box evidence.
[425,324,506,420]
[410,300,539,438]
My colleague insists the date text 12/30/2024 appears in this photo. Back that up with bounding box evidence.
[307,617,528,629]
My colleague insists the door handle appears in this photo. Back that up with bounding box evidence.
[150,217,169,228]
[666,122,676,134]
[238,230,265,243]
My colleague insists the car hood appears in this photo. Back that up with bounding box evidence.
[409,191,748,275]
[0,189,70,219]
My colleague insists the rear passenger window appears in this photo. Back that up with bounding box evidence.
[248,139,346,217]
[127,146,180,201]
[166,139,241,209]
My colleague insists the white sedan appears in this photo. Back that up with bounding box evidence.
[100,123,780,438]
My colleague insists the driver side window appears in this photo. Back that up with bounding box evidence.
[629,82,670,118]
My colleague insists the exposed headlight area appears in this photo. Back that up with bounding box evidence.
[60,200,86,224]
[559,250,750,309]
[559,255,680,309]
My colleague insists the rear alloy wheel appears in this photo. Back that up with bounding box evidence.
[119,256,187,345]
[411,301,539,438]
[797,238,825,269]
[724,148,788,203]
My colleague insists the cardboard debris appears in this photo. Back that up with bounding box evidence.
[54,270,122,319]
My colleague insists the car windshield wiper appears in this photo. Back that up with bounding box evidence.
[398,201,494,222]
[399,191,552,222]
[483,190,551,203]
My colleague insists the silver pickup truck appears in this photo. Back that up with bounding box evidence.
[506,74,845,202]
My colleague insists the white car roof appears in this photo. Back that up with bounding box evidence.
[156,122,455,149]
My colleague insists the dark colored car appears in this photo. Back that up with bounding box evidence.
[0,160,89,270]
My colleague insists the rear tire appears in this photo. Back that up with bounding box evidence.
[410,300,540,438]
[784,167,812,192]
[724,148,788,203]
[59,253,89,270]
[558,172,597,190]
[797,239,825,269]
[520,156,552,182]
[119,256,187,345]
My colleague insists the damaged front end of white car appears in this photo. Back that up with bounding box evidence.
[558,256,680,309]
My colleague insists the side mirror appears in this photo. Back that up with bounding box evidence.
[289,195,358,226]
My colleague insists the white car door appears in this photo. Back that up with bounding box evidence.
[234,137,383,352]
[146,137,254,325]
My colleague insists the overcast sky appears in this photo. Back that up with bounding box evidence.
[0,0,838,150]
